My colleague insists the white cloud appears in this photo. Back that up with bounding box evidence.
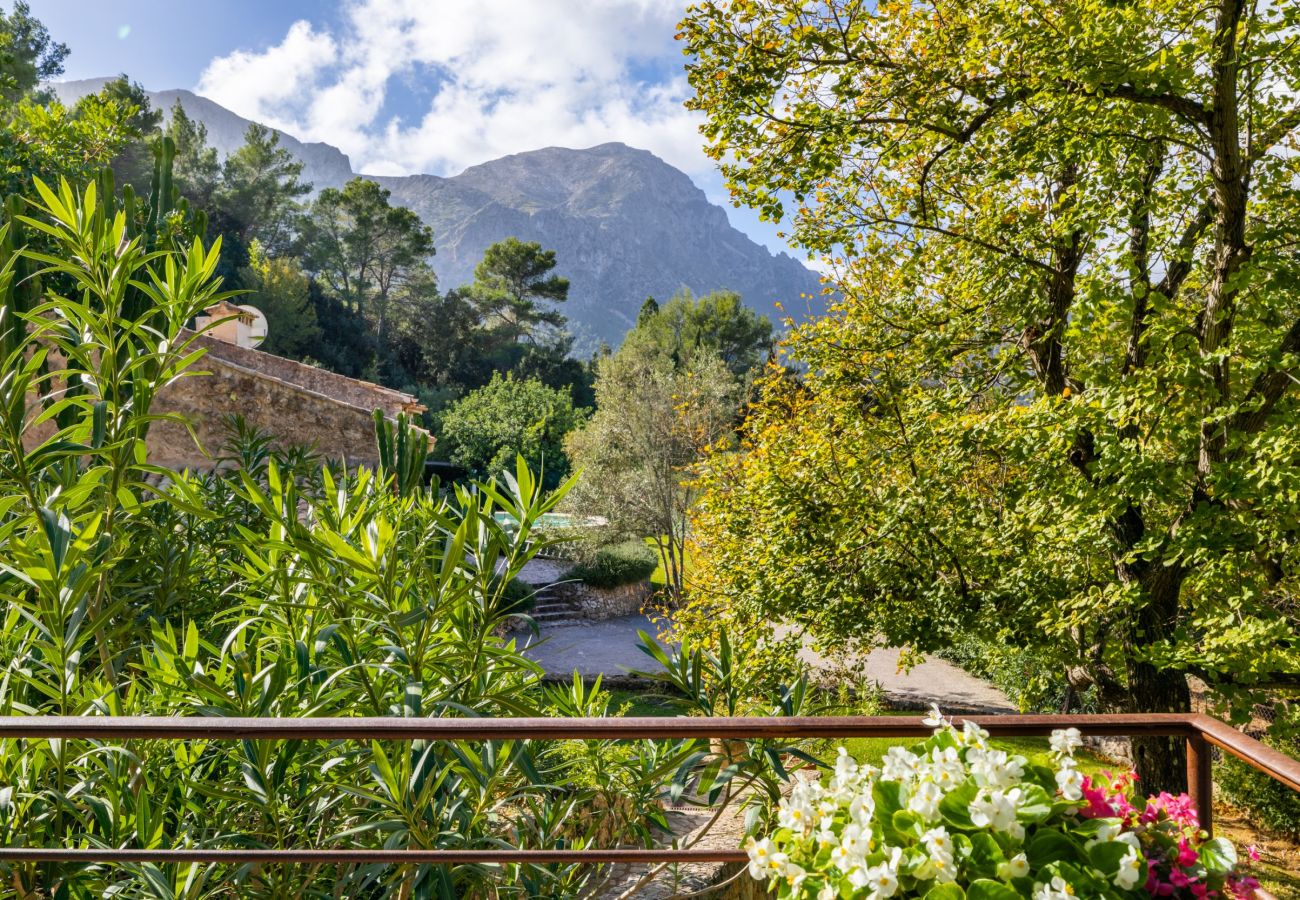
[195,0,711,180]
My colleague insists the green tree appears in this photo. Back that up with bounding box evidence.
[0,0,67,102]
[565,344,738,602]
[681,0,1300,789]
[75,75,161,190]
[439,373,586,489]
[217,123,310,255]
[469,237,569,343]
[165,99,220,210]
[625,289,772,378]
[305,177,435,344]
[238,239,321,358]
[0,98,132,200]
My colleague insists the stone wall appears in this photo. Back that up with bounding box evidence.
[189,332,424,420]
[553,579,653,620]
[24,334,430,470]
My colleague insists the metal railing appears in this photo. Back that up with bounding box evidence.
[0,712,1295,876]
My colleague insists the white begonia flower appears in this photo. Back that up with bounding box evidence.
[1049,727,1083,757]
[969,787,1021,832]
[970,748,1026,790]
[920,825,953,858]
[925,746,966,791]
[818,886,837,900]
[840,822,871,858]
[783,863,807,892]
[1086,819,1122,848]
[1116,831,1141,852]
[1033,875,1077,899]
[862,859,901,897]
[1114,846,1144,890]
[1055,759,1085,802]
[849,791,875,828]
[881,746,919,781]
[778,798,814,833]
[908,780,944,820]
[829,843,855,871]
[745,837,779,880]
[998,852,1030,879]
[961,719,990,748]
[922,702,946,728]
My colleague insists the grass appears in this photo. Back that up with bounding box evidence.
[643,536,695,590]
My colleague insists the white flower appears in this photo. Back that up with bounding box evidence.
[840,822,872,857]
[745,837,781,879]
[881,746,919,781]
[1049,727,1083,757]
[861,860,900,897]
[829,843,856,871]
[1114,846,1144,890]
[970,748,1025,790]
[778,798,814,833]
[970,787,1021,832]
[998,852,1030,879]
[908,780,944,820]
[818,886,836,900]
[782,863,807,892]
[922,746,966,791]
[848,791,875,828]
[922,702,946,728]
[1055,760,1085,802]
[920,825,954,859]
[960,719,990,748]
[1085,819,1122,848]
[1033,875,1077,899]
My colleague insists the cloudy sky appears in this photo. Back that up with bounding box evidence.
[27,0,791,257]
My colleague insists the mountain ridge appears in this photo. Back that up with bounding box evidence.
[49,78,825,347]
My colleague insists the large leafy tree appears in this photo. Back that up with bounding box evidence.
[217,123,310,256]
[0,0,66,102]
[682,0,1300,789]
[75,76,161,191]
[469,237,569,344]
[306,177,436,345]
[438,373,587,489]
[565,341,739,602]
[165,100,221,211]
[239,240,321,359]
[624,289,773,379]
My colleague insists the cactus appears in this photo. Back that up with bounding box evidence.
[373,409,430,497]
[0,194,40,362]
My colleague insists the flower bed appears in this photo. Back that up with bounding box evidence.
[747,706,1260,898]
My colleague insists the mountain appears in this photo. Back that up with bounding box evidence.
[49,79,355,195]
[50,79,825,348]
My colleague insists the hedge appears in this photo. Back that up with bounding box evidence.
[569,541,657,589]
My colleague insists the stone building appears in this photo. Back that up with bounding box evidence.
[145,316,429,469]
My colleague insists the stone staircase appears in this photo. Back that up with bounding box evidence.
[528,584,582,626]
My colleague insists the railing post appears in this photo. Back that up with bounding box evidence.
[1186,731,1214,835]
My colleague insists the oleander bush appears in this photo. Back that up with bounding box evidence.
[568,539,658,589]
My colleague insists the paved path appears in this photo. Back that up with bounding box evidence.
[513,614,1012,711]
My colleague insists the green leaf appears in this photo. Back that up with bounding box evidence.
[923,885,965,900]
[939,778,979,830]
[1026,829,1079,869]
[1015,783,1053,823]
[966,881,1020,900]
[1199,837,1237,874]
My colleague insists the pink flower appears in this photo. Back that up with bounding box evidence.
[1245,845,1261,863]
[1177,838,1199,867]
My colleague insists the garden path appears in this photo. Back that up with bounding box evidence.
[513,614,1014,712]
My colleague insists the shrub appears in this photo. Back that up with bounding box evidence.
[569,540,657,589]
[936,634,1096,714]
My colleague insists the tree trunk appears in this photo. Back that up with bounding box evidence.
[1125,564,1192,794]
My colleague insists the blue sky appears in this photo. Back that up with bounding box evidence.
[25,0,797,262]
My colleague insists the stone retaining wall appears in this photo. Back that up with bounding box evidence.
[553,579,653,620]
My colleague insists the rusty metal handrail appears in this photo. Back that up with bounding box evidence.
[0,712,1294,875]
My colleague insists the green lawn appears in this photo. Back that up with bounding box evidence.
[643,536,695,590]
